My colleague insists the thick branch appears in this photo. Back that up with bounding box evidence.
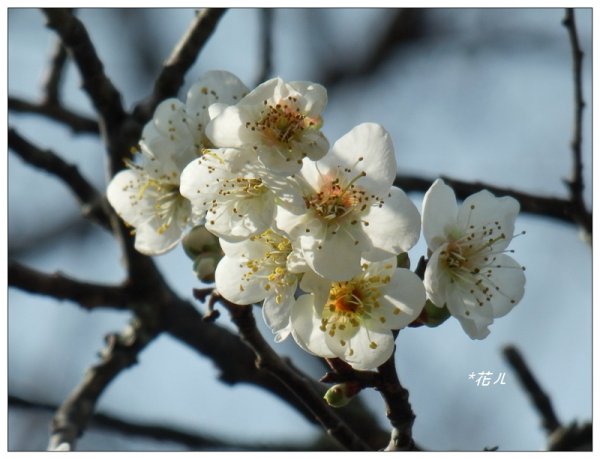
[9,97,99,134]
[133,8,227,124]
[220,299,371,451]
[395,174,592,234]
[42,8,126,133]
[42,38,68,104]
[47,319,159,450]
[503,346,562,435]
[8,261,130,310]
[8,127,111,230]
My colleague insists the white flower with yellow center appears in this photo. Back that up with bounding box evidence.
[275,123,421,281]
[206,77,329,175]
[179,148,282,242]
[106,71,248,255]
[422,179,526,339]
[215,229,307,342]
[290,258,426,370]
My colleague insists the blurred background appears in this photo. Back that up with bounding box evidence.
[7,8,592,451]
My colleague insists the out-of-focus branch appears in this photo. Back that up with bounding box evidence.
[42,8,127,133]
[9,97,100,134]
[255,8,274,86]
[8,127,111,230]
[8,261,130,311]
[47,319,159,450]
[319,9,425,88]
[503,346,561,435]
[395,174,592,235]
[133,8,227,124]
[217,296,371,451]
[42,38,68,105]
[562,9,590,242]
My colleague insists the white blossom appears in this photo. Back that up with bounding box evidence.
[421,179,526,339]
[179,148,278,241]
[206,77,329,174]
[107,71,248,254]
[215,229,307,342]
[290,258,426,370]
[275,123,421,281]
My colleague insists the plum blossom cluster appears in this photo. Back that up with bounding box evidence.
[107,71,526,370]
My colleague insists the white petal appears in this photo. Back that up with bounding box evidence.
[423,246,451,308]
[262,291,295,342]
[290,294,336,358]
[133,219,183,256]
[106,169,149,227]
[322,123,396,197]
[205,105,246,148]
[377,268,426,330]
[288,80,327,117]
[300,230,364,281]
[445,282,494,340]
[298,269,331,308]
[186,70,249,116]
[215,254,268,305]
[485,254,526,318]
[362,186,421,260]
[327,326,395,371]
[422,178,459,251]
[457,190,520,252]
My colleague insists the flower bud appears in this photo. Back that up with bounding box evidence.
[323,382,361,408]
[419,299,451,327]
[183,226,223,282]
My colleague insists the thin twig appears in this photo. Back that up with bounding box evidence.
[8,127,111,230]
[255,8,274,86]
[395,174,592,235]
[503,345,562,435]
[9,97,100,134]
[47,319,159,450]
[218,296,371,451]
[42,39,69,105]
[562,8,589,241]
[8,261,130,310]
[133,8,227,124]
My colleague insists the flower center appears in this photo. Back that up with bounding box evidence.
[135,176,189,235]
[304,170,375,225]
[249,96,321,148]
[242,230,295,304]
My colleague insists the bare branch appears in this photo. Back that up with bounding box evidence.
[10,394,327,451]
[42,8,127,133]
[42,39,69,104]
[562,9,589,241]
[8,127,111,230]
[255,9,274,86]
[503,345,562,435]
[9,97,99,134]
[218,297,371,451]
[133,8,227,124]
[47,319,159,450]
[8,261,130,311]
[395,174,592,234]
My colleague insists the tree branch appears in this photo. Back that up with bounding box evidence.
[503,345,561,435]
[42,38,69,105]
[8,127,111,230]
[8,261,130,311]
[9,96,99,134]
[562,8,589,241]
[395,174,592,234]
[217,297,371,451]
[47,318,159,450]
[42,8,127,133]
[255,8,274,86]
[133,8,228,124]
[9,394,316,451]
